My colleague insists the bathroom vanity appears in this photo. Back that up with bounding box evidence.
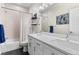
[28,32,79,55]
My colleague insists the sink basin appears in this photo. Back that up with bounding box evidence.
[37,32,67,38]
[39,35,56,41]
[36,32,67,42]
[50,39,79,51]
[67,35,79,42]
[36,33,79,51]
[51,34,67,38]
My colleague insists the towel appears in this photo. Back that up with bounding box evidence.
[49,26,53,33]
[0,24,5,43]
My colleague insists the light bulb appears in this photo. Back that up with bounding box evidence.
[42,4,48,8]
[39,6,44,10]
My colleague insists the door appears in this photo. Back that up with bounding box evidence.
[28,36,35,55]
[43,43,64,55]
[43,43,55,55]
[34,40,43,55]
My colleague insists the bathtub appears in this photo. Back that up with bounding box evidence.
[0,39,20,54]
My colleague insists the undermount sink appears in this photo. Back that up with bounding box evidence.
[36,32,79,51]
[39,35,56,41]
[36,33,67,42]
[37,32,67,38]
[50,39,79,51]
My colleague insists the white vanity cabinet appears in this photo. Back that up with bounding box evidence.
[28,36,35,55]
[28,36,67,55]
[28,36,43,55]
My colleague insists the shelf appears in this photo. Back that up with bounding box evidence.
[31,18,40,20]
[31,23,40,25]
[31,23,38,25]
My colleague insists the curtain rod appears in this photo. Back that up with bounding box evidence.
[1,7,32,14]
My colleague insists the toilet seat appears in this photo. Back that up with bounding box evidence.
[20,41,28,52]
[20,41,28,46]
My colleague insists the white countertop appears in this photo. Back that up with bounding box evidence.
[28,32,79,55]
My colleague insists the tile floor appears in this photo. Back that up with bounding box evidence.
[2,48,29,55]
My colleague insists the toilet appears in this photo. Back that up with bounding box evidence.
[20,40,28,52]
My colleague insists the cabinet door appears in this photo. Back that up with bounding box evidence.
[34,40,43,55]
[43,43,64,55]
[43,44,55,55]
[28,36,35,55]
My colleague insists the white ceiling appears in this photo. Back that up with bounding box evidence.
[13,3,54,13]
[5,3,40,9]
[4,3,53,13]
[13,3,34,8]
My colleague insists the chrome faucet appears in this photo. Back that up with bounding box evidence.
[66,31,72,41]
[66,31,72,38]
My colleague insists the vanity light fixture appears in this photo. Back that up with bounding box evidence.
[38,3,53,12]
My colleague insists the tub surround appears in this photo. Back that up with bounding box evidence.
[28,32,79,55]
[0,39,20,54]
